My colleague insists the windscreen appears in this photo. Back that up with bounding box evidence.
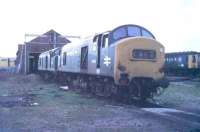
[109,25,155,44]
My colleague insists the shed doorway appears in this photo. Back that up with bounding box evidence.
[29,53,40,73]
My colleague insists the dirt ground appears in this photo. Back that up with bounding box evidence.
[0,73,200,132]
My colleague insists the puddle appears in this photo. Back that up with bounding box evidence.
[142,108,200,123]
[171,82,195,87]
[142,108,199,116]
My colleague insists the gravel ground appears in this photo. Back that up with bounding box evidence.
[0,73,200,132]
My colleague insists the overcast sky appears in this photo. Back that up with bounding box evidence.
[0,0,199,57]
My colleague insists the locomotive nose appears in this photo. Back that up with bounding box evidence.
[114,37,165,85]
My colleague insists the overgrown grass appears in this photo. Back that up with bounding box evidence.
[154,81,200,110]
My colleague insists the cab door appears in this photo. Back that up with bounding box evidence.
[100,33,112,75]
[89,34,103,74]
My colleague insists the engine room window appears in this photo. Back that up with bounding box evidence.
[39,58,41,66]
[132,49,156,59]
[63,52,67,65]
[41,58,43,68]
[49,56,52,68]
[80,46,88,69]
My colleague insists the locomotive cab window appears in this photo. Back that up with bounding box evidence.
[93,34,103,68]
[93,35,98,43]
[132,49,156,60]
[102,34,109,48]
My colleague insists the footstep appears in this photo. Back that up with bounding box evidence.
[31,102,39,106]
[60,86,69,90]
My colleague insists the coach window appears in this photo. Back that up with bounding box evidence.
[63,52,67,65]
[128,26,141,37]
[102,34,109,48]
[45,56,48,69]
[178,57,182,62]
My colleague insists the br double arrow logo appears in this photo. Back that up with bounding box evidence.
[103,56,111,67]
